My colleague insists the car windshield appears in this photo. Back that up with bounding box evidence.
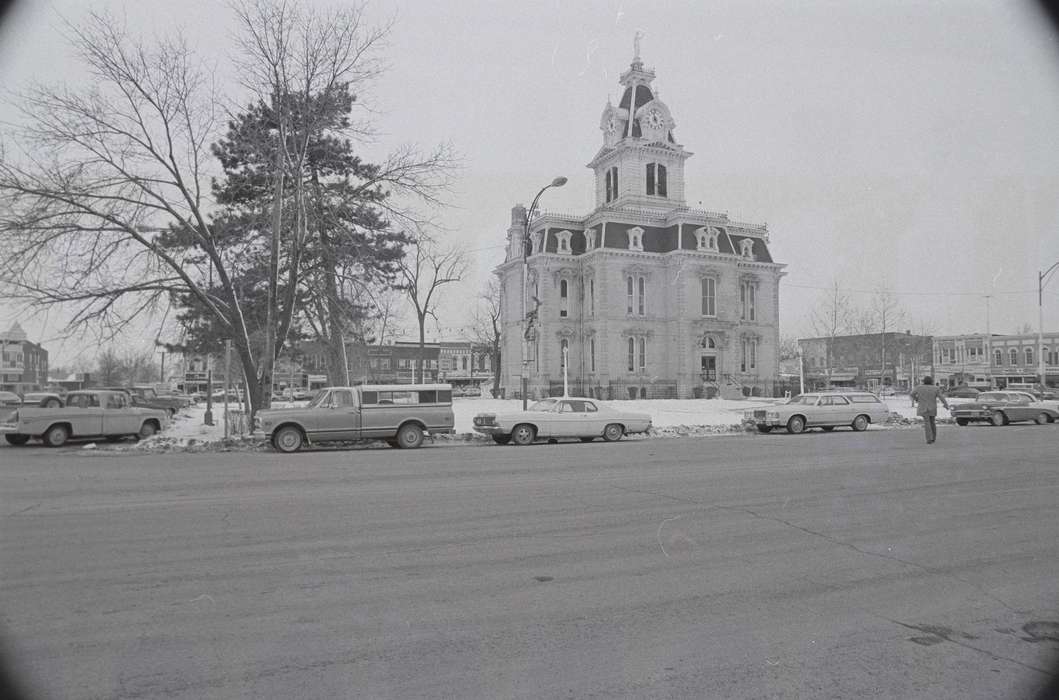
[528,399,559,412]
[306,390,330,408]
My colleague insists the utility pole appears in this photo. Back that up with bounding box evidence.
[223,339,231,439]
[1038,262,1059,389]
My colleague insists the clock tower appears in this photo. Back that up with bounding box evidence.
[589,42,691,211]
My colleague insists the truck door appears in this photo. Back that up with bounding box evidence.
[102,392,136,435]
[316,389,361,440]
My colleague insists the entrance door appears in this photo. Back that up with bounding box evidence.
[700,355,717,381]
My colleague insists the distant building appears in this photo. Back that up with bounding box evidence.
[932,332,1059,388]
[437,341,494,387]
[798,332,933,392]
[0,322,49,394]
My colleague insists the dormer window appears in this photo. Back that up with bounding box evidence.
[530,230,544,254]
[627,226,644,251]
[646,163,667,197]
[739,238,755,259]
[605,166,619,203]
[556,230,572,255]
[695,227,719,252]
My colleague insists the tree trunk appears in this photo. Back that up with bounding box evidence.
[418,315,427,384]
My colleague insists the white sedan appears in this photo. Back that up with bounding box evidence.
[473,397,652,445]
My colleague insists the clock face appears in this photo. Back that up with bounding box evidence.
[644,108,665,130]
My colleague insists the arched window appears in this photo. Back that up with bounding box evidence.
[1025,347,1034,366]
[590,338,596,372]
[638,277,646,315]
[627,337,635,372]
[741,280,757,321]
[559,279,568,317]
[639,337,647,370]
[589,279,595,316]
[626,276,634,314]
[646,163,667,197]
[605,166,619,203]
[1009,348,1018,366]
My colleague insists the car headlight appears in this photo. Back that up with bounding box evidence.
[766,411,779,420]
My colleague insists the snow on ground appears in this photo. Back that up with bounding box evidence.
[115,392,952,452]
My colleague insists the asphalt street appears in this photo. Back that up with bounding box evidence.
[1,426,1058,699]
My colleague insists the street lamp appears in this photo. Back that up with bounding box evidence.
[1038,261,1059,388]
[521,176,567,410]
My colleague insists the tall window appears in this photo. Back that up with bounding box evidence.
[1025,347,1034,366]
[626,276,634,314]
[740,280,756,321]
[1009,348,1018,366]
[627,336,646,372]
[646,163,668,197]
[637,277,646,315]
[701,277,716,316]
[559,279,568,317]
[590,338,596,372]
[741,337,758,372]
[605,166,619,202]
[994,349,1003,366]
[589,279,595,316]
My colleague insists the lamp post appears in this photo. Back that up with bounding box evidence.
[1038,261,1059,388]
[521,176,567,410]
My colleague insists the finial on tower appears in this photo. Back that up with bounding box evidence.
[633,31,643,62]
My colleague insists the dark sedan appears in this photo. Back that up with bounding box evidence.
[944,385,980,399]
[950,391,1059,426]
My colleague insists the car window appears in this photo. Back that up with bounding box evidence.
[67,393,99,408]
[332,390,354,407]
[584,401,598,412]
[979,393,1006,402]
[830,395,850,405]
[105,394,125,409]
[528,399,558,411]
[850,394,881,403]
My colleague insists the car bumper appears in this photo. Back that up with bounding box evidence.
[472,425,504,435]
[952,411,989,419]
[0,423,20,434]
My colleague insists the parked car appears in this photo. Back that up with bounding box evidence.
[254,384,455,453]
[950,391,1059,426]
[1003,383,1057,400]
[0,391,23,407]
[0,389,170,446]
[473,397,652,445]
[744,391,891,434]
[944,385,981,399]
[21,392,64,408]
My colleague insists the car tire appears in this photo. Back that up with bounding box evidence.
[602,423,624,442]
[786,416,806,435]
[137,422,158,440]
[43,398,61,408]
[272,425,304,453]
[756,426,773,434]
[396,423,424,449]
[42,424,69,447]
[955,418,969,426]
[820,426,835,432]
[3,434,30,446]
[851,415,869,432]
[492,435,512,445]
[511,424,536,446]
[1035,412,1051,425]
[990,410,1007,427]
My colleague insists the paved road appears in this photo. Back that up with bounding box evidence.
[1,427,1058,699]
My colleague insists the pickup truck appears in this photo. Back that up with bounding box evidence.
[0,389,169,447]
[254,384,455,452]
[101,386,187,416]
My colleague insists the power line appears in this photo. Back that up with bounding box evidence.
[783,282,1040,297]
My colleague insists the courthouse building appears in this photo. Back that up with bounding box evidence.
[497,48,785,399]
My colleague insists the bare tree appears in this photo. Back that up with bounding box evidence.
[396,236,468,383]
[96,348,124,386]
[809,281,854,388]
[470,276,502,397]
[869,286,906,387]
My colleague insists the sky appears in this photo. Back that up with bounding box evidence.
[2,0,1059,367]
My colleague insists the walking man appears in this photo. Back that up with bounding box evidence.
[911,376,949,444]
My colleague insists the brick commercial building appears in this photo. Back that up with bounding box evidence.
[932,332,1059,389]
[0,322,49,394]
[799,332,934,392]
[497,47,786,400]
